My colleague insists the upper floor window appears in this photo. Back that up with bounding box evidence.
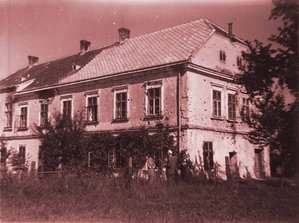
[228,93,237,120]
[203,142,214,170]
[20,106,28,129]
[147,87,161,116]
[241,98,250,122]
[213,90,222,117]
[115,91,127,120]
[40,104,49,126]
[219,50,226,62]
[62,100,72,119]
[5,103,12,128]
[87,96,98,122]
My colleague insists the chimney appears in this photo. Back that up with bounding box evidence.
[118,27,130,43]
[228,23,234,38]
[28,56,39,67]
[80,40,91,54]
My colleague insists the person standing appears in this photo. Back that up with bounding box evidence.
[146,155,156,184]
[166,150,178,184]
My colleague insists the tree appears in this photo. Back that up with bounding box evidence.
[35,113,88,172]
[237,0,298,177]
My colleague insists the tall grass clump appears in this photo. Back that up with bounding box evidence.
[1,174,298,222]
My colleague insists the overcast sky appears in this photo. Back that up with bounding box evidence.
[0,0,279,80]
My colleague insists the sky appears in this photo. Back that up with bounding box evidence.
[0,0,280,80]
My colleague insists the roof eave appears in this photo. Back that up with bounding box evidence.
[15,60,189,96]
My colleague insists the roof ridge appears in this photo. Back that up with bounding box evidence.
[128,18,208,42]
[203,18,246,45]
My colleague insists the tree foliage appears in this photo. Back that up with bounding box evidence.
[237,0,298,176]
[35,113,87,171]
[36,113,175,173]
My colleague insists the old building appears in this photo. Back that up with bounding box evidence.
[0,19,270,179]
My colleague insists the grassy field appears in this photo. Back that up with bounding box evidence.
[0,174,298,223]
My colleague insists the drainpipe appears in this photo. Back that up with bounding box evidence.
[177,68,182,155]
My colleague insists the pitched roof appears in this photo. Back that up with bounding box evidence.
[0,48,105,92]
[60,18,214,84]
[1,18,245,93]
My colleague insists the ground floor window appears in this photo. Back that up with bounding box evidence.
[203,142,213,170]
[18,146,26,166]
[255,148,265,178]
[0,147,7,165]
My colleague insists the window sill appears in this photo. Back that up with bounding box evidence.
[227,119,238,123]
[143,115,163,121]
[112,118,129,123]
[3,127,12,132]
[211,116,224,121]
[17,127,28,131]
[85,121,99,125]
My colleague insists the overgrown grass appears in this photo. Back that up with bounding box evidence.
[1,174,298,222]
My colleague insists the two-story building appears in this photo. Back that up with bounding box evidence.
[0,19,270,179]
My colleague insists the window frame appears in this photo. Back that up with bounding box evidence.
[212,90,222,118]
[19,105,28,129]
[4,102,13,129]
[0,147,7,166]
[241,97,250,122]
[145,81,163,118]
[203,142,214,171]
[61,98,73,120]
[113,87,128,121]
[228,92,237,121]
[237,56,243,67]
[40,103,49,126]
[86,95,99,123]
[18,145,26,166]
[219,50,226,62]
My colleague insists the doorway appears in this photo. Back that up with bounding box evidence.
[229,152,239,178]
[254,149,264,178]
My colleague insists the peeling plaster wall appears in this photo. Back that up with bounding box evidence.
[181,129,270,179]
[178,31,270,179]
[191,33,247,75]
[0,68,180,169]
[4,138,40,172]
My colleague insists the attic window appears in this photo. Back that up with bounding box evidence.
[219,50,226,62]
[72,63,81,71]
[237,56,243,67]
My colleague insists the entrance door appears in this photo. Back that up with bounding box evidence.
[229,152,238,178]
[255,149,264,178]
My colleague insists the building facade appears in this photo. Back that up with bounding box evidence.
[0,19,270,179]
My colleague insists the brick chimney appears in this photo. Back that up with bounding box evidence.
[28,56,39,67]
[228,23,234,39]
[80,40,91,54]
[118,27,130,43]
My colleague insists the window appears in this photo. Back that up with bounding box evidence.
[5,103,12,128]
[62,100,72,119]
[213,90,222,117]
[19,146,26,165]
[0,147,7,166]
[40,104,49,126]
[228,93,237,120]
[237,56,242,67]
[220,50,226,62]
[115,92,127,120]
[20,107,28,128]
[203,142,213,170]
[148,87,161,116]
[87,96,98,122]
[241,98,250,122]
